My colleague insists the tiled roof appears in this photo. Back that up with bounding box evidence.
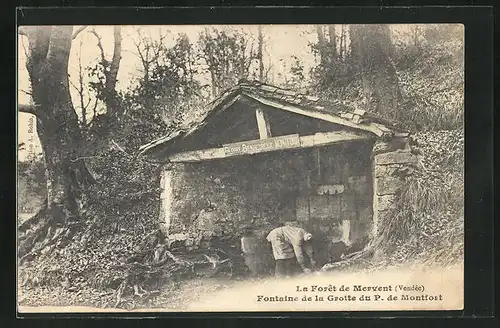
[139,80,409,156]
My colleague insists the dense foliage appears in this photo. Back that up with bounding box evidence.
[198,28,260,96]
[17,156,46,215]
[300,24,464,131]
[379,129,464,267]
[322,129,464,273]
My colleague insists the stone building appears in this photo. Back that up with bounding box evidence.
[139,81,418,267]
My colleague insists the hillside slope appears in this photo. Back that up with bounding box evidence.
[373,129,464,269]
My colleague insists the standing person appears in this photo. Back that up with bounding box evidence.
[266,220,315,277]
[240,226,265,278]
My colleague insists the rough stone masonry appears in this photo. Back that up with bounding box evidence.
[372,137,419,237]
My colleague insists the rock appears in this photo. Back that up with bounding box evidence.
[374,165,387,177]
[372,137,408,155]
[376,176,404,195]
[377,195,397,212]
[375,150,418,165]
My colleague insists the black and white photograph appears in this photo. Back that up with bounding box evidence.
[17,23,464,312]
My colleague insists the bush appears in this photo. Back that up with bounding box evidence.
[17,157,46,214]
[377,129,464,267]
[395,26,464,131]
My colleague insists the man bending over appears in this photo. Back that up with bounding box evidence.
[266,220,316,277]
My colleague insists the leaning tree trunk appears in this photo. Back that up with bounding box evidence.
[90,26,122,122]
[315,25,328,67]
[258,25,264,82]
[18,26,95,260]
[350,24,400,120]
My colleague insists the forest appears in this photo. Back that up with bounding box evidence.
[17,24,464,309]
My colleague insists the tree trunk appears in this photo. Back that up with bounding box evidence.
[316,25,328,66]
[77,39,87,127]
[105,26,122,119]
[328,25,337,61]
[339,25,346,60]
[258,25,264,82]
[349,25,400,120]
[19,26,95,259]
[90,26,123,123]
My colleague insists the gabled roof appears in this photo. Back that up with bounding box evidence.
[139,80,409,156]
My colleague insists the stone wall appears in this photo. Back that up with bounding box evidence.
[372,137,419,237]
[158,136,418,260]
[160,141,374,255]
[162,151,311,250]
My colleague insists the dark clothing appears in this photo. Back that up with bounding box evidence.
[275,258,301,277]
[303,240,317,269]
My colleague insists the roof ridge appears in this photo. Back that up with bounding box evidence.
[139,80,409,157]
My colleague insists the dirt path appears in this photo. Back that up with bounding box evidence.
[18,264,464,313]
[185,266,464,312]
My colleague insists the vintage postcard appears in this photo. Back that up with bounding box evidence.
[17,23,464,313]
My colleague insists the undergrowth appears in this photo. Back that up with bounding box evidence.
[376,129,464,268]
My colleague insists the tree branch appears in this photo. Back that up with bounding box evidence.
[70,155,103,163]
[107,26,122,92]
[72,26,88,40]
[133,35,150,78]
[92,98,99,119]
[20,89,33,96]
[68,75,80,94]
[18,103,40,116]
[89,29,106,63]
[110,139,163,164]
[18,103,50,124]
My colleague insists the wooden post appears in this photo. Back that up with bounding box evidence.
[258,25,264,81]
[255,108,271,139]
[315,148,321,181]
[341,219,351,244]
[160,168,174,235]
